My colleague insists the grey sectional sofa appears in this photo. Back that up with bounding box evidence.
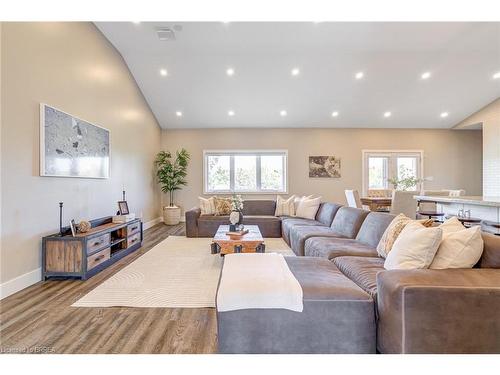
[188,199,500,353]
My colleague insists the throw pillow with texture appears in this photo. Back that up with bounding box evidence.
[377,214,434,258]
[199,196,216,215]
[430,225,484,269]
[214,197,232,216]
[439,216,466,235]
[294,195,314,213]
[384,222,443,270]
[295,196,322,220]
[275,195,296,216]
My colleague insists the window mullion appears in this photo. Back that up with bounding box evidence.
[256,155,261,191]
[230,155,235,192]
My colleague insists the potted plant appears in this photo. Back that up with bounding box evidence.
[229,194,244,231]
[388,166,422,191]
[154,149,190,225]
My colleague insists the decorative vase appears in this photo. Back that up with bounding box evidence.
[229,210,243,231]
[163,206,181,225]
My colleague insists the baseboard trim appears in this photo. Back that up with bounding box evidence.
[0,267,42,300]
[144,217,162,230]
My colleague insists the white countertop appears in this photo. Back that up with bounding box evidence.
[415,195,500,207]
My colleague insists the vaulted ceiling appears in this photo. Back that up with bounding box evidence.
[95,22,500,129]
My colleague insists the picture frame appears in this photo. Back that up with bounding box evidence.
[40,103,110,179]
[69,219,77,237]
[118,201,130,215]
[309,156,341,178]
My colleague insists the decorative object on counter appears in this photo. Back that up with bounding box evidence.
[388,166,422,191]
[78,220,92,233]
[155,148,190,225]
[58,202,64,236]
[118,201,130,215]
[69,219,77,237]
[40,103,110,179]
[229,194,244,231]
[112,213,136,223]
[309,156,341,178]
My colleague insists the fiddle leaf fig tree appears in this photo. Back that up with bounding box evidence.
[155,149,190,207]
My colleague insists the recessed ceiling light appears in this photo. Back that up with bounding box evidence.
[355,72,364,80]
[493,71,500,79]
[175,111,182,117]
[280,110,287,117]
[291,68,300,76]
[228,110,235,117]
[383,111,392,118]
[160,69,168,76]
[331,111,339,117]
[226,68,235,76]
[421,71,431,80]
[132,21,141,24]
[440,112,449,118]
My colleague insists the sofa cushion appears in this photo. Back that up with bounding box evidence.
[304,237,378,260]
[242,200,277,216]
[330,207,370,239]
[242,216,282,238]
[479,232,500,268]
[315,202,343,226]
[355,212,396,248]
[333,256,386,299]
[281,217,325,245]
[289,225,345,256]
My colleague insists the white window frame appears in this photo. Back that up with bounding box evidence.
[203,150,288,194]
[362,150,424,195]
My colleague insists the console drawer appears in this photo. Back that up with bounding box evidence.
[86,233,111,254]
[127,222,141,236]
[127,232,141,248]
[87,247,110,271]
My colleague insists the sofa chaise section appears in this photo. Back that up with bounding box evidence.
[289,207,370,256]
[217,256,376,354]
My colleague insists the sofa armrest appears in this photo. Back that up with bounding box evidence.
[376,269,500,353]
[185,207,201,237]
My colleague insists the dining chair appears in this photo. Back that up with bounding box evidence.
[390,190,418,218]
[367,189,392,198]
[345,190,363,209]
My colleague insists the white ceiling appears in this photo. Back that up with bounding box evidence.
[95,22,500,129]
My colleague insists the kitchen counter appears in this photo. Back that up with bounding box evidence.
[415,195,500,207]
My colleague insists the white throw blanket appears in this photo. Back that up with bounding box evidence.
[216,253,303,312]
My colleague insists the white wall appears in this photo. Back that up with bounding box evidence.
[160,128,483,213]
[0,23,162,296]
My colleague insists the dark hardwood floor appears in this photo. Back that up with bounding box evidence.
[0,223,218,354]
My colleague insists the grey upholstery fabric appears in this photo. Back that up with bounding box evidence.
[479,232,500,268]
[185,207,201,237]
[355,212,395,247]
[315,202,343,226]
[242,216,281,237]
[289,225,345,256]
[377,268,500,353]
[217,257,376,354]
[333,256,385,300]
[281,217,325,245]
[304,237,378,260]
[242,200,276,216]
[197,215,229,237]
[330,207,370,238]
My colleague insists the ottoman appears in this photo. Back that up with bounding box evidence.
[216,256,376,354]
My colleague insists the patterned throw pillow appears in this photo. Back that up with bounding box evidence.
[199,196,216,215]
[377,214,434,258]
[214,197,232,216]
[275,195,296,216]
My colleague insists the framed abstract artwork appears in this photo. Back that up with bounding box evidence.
[40,104,110,178]
[309,156,341,178]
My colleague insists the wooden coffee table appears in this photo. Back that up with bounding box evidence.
[211,225,265,256]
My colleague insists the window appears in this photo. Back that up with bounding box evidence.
[362,151,423,194]
[204,150,287,193]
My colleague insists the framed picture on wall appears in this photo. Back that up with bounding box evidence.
[309,156,341,178]
[40,103,110,179]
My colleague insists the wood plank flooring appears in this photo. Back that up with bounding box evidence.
[0,223,218,354]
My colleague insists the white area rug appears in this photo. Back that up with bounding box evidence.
[72,236,294,308]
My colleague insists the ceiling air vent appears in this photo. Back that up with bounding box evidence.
[156,27,176,41]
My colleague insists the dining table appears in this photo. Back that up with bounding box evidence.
[360,197,392,212]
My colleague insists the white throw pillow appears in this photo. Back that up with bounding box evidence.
[199,196,216,215]
[294,195,314,213]
[295,196,322,220]
[430,226,484,269]
[439,216,466,235]
[384,222,443,270]
[275,195,296,216]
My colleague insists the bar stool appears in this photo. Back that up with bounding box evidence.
[418,211,445,222]
[481,220,500,235]
[446,215,482,228]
